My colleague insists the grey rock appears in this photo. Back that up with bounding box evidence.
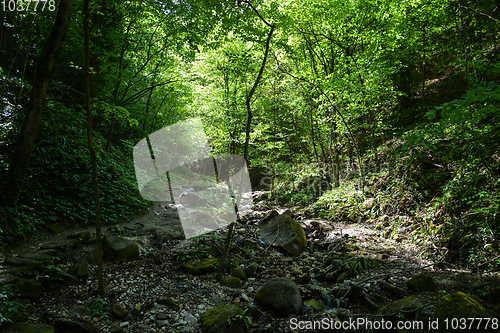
[254,277,302,316]
[257,211,307,256]
[103,236,140,261]
[157,320,169,327]
[0,273,16,284]
[111,302,129,318]
[20,253,53,261]
[68,305,92,317]
[184,314,197,323]
[4,257,41,266]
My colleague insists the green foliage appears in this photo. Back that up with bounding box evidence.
[91,296,109,319]
[176,251,192,263]
[0,100,149,246]
[311,182,366,222]
[0,284,23,324]
[0,205,44,246]
[347,257,372,275]
[40,264,64,281]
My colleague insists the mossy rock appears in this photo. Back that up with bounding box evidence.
[182,258,218,275]
[221,277,243,288]
[176,247,221,263]
[435,292,498,333]
[201,304,249,333]
[159,297,179,310]
[231,267,246,280]
[379,295,424,315]
[244,263,258,277]
[304,299,324,311]
[46,224,64,235]
[15,277,42,298]
[6,322,54,333]
[406,274,437,292]
[102,236,140,262]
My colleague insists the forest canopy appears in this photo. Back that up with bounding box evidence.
[1,0,499,270]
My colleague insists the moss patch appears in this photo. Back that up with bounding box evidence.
[159,297,179,310]
[231,267,246,280]
[221,277,243,288]
[201,304,248,333]
[435,292,497,332]
[182,258,218,275]
[406,274,437,292]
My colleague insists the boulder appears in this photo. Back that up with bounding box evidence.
[257,210,307,256]
[179,188,214,207]
[201,304,249,333]
[4,257,42,266]
[378,295,425,316]
[68,260,89,281]
[254,277,302,316]
[102,236,140,262]
[435,292,498,333]
[0,273,16,285]
[15,277,42,298]
[406,274,437,292]
[221,277,243,288]
[75,261,89,281]
[111,302,129,318]
[362,198,375,210]
[231,267,246,280]
[6,323,54,333]
[244,263,258,278]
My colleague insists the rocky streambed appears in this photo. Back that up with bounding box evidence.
[1,192,500,333]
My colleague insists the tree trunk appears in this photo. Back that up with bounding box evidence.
[243,24,274,163]
[84,0,104,297]
[4,0,73,206]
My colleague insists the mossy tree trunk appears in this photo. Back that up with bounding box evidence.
[4,0,73,206]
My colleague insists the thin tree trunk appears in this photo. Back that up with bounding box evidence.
[243,23,274,163]
[4,0,73,206]
[84,0,104,297]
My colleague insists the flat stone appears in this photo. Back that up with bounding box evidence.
[4,257,40,266]
[20,253,52,261]
[0,274,16,284]
[36,249,58,256]
[40,239,81,250]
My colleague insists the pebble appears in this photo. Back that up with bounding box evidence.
[157,320,169,327]
[119,321,129,327]
[184,314,196,323]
